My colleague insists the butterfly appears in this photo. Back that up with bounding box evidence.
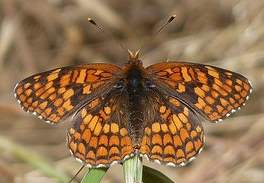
[14,49,252,168]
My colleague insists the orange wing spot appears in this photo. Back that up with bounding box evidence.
[160,108,171,120]
[19,94,27,102]
[151,145,162,154]
[110,123,119,133]
[195,97,206,110]
[87,74,99,83]
[58,87,66,94]
[121,136,132,147]
[140,138,150,154]
[180,128,189,141]
[44,107,52,116]
[204,105,213,114]
[99,135,108,146]
[77,142,86,155]
[49,93,57,100]
[69,141,77,153]
[164,68,174,74]
[178,113,188,123]
[152,122,161,133]
[169,98,180,107]
[62,99,74,111]
[81,109,87,118]
[93,122,103,136]
[88,116,99,131]
[33,82,41,90]
[103,124,110,133]
[170,114,179,133]
[163,134,173,146]
[180,67,192,81]
[82,84,92,94]
[53,98,62,107]
[194,140,203,151]
[177,83,186,92]
[243,82,251,91]
[152,134,162,145]
[32,101,39,108]
[164,145,175,155]
[57,107,65,116]
[201,84,210,92]
[39,101,48,109]
[161,124,168,133]
[97,146,108,157]
[82,129,91,143]
[120,128,128,136]
[34,108,41,114]
[33,75,41,80]
[197,72,208,84]
[211,90,219,98]
[159,105,166,114]
[16,86,24,95]
[87,150,96,160]
[185,141,194,153]
[104,106,111,115]
[194,87,205,98]
[83,114,93,125]
[205,96,215,104]
[145,127,151,135]
[63,88,74,99]
[59,73,71,87]
[24,89,32,96]
[207,67,219,78]
[240,90,248,98]
[176,149,185,159]
[40,91,49,100]
[220,98,229,107]
[76,70,87,83]
[173,135,183,147]
[89,136,98,149]
[110,135,119,146]
[109,146,119,155]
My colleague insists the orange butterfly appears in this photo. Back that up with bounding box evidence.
[14,49,252,168]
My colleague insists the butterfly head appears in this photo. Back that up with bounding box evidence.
[126,49,143,66]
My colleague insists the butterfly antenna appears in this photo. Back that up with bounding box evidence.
[138,14,176,52]
[68,165,85,183]
[87,18,127,52]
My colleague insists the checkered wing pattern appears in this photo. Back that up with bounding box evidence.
[14,64,122,123]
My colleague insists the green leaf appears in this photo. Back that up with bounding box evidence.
[81,167,108,183]
[142,165,174,183]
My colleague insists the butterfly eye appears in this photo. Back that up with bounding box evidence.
[136,60,143,65]
[126,60,132,65]
[146,81,155,91]
[114,81,125,91]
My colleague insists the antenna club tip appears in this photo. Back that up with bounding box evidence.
[168,15,176,22]
[87,18,96,25]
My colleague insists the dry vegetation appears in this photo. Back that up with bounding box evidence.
[0,0,263,182]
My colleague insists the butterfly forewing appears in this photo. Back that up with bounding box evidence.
[14,64,122,123]
[147,62,252,122]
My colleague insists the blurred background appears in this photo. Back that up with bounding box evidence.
[0,0,263,182]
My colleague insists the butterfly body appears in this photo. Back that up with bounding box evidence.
[14,50,252,168]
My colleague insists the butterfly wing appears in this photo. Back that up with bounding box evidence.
[139,87,204,166]
[14,64,122,123]
[67,88,134,168]
[146,62,252,122]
